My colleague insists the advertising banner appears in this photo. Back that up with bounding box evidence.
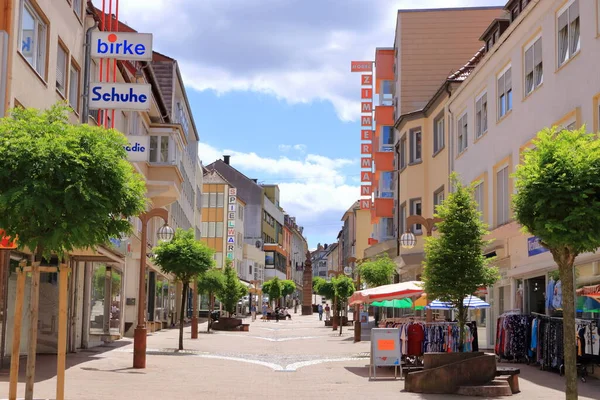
[123,135,150,162]
[89,83,152,111]
[91,32,153,61]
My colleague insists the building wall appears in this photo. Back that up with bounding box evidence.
[396,7,504,115]
[235,198,245,276]
[200,182,228,267]
[354,208,371,261]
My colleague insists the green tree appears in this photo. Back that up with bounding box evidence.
[281,279,296,306]
[196,268,225,332]
[358,254,395,287]
[422,174,499,351]
[0,104,146,261]
[333,275,355,335]
[153,228,214,350]
[316,279,335,300]
[216,259,248,316]
[262,277,283,307]
[512,127,600,400]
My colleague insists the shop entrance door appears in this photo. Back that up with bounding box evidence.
[526,276,546,314]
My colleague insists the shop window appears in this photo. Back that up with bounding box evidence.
[89,264,122,335]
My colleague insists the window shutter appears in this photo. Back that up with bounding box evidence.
[505,68,512,91]
[524,46,534,76]
[569,1,579,24]
[497,74,505,96]
[533,39,542,66]
[558,10,568,31]
[56,46,66,92]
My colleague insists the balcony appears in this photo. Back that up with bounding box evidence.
[144,124,185,208]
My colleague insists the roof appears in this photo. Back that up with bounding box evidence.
[202,167,234,188]
[479,17,511,41]
[447,46,486,82]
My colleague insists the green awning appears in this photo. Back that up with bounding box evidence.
[371,298,413,309]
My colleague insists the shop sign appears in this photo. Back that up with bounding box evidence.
[227,245,235,252]
[527,236,549,257]
[227,236,235,244]
[228,188,237,196]
[228,196,236,204]
[227,220,235,228]
[228,204,236,212]
[91,32,153,61]
[228,212,235,220]
[123,135,149,162]
[227,252,234,260]
[89,83,151,111]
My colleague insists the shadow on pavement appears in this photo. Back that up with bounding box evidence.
[0,340,130,384]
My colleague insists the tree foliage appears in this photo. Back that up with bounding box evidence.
[512,127,600,399]
[196,268,225,332]
[281,279,296,298]
[422,174,499,349]
[0,104,146,260]
[312,276,326,293]
[332,276,355,335]
[216,259,248,315]
[93,264,121,299]
[316,280,335,300]
[262,277,283,305]
[154,228,214,349]
[358,254,395,287]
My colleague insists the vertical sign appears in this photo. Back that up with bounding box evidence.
[352,61,374,209]
[227,187,237,260]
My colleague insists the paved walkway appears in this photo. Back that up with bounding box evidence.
[1,314,599,399]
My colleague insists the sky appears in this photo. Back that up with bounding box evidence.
[94,0,505,249]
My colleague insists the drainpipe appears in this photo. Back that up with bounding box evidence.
[81,20,99,124]
[445,83,454,192]
[395,142,401,257]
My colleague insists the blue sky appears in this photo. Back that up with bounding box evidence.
[101,0,505,248]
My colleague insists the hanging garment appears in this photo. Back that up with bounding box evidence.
[546,279,555,310]
[552,280,563,310]
[407,324,425,356]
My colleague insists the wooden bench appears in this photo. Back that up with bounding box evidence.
[495,366,520,394]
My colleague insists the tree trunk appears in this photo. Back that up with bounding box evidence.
[339,300,343,336]
[207,292,213,333]
[556,252,578,400]
[179,282,188,351]
[457,303,466,352]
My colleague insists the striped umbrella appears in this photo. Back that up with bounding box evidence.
[427,295,490,310]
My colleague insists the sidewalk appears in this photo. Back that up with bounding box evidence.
[0,314,598,399]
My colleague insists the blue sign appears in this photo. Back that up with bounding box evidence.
[527,236,549,257]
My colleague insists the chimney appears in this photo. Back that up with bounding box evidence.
[252,179,258,183]
[223,155,230,165]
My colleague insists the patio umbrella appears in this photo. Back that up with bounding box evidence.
[414,294,428,308]
[576,285,600,300]
[372,298,413,309]
[348,281,423,305]
[427,295,490,310]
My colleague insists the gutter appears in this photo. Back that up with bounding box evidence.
[142,61,171,123]
[81,20,99,123]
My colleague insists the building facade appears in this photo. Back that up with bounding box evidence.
[446,0,600,347]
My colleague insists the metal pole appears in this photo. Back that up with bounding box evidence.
[133,214,148,368]
[81,21,99,124]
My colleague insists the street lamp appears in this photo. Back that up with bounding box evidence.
[399,215,442,322]
[133,208,173,369]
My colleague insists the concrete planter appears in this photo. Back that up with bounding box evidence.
[211,317,242,331]
[405,352,496,394]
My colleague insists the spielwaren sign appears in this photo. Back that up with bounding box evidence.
[351,61,374,210]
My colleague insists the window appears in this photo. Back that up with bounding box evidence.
[433,114,444,153]
[208,222,216,238]
[238,205,244,221]
[558,0,580,66]
[498,67,512,119]
[215,222,223,237]
[496,166,510,226]
[475,93,488,138]
[433,188,444,213]
[474,181,485,222]
[511,5,520,21]
[409,128,422,163]
[217,193,224,208]
[19,0,47,78]
[149,136,170,163]
[410,198,422,234]
[201,194,209,208]
[68,61,80,112]
[129,112,139,135]
[400,136,407,169]
[201,222,208,237]
[209,192,217,208]
[56,42,67,96]
[381,218,394,239]
[382,126,394,147]
[399,203,406,234]
[457,113,468,154]
[381,172,394,194]
[525,37,543,96]
[73,0,83,19]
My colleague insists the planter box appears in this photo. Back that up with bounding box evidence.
[212,317,243,331]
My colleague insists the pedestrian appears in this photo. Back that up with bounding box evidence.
[275,306,280,322]
[318,304,323,321]
[262,303,268,322]
[251,304,257,321]
[325,303,331,321]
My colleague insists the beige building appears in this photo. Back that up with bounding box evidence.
[447,0,600,347]
[1,1,200,352]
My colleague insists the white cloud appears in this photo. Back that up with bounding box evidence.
[278,144,307,153]
[199,143,358,229]
[278,144,292,152]
[97,0,503,122]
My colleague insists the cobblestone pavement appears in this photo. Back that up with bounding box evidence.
[1,314,599,399]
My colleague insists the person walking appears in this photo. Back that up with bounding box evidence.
[251,304,257,321]
[324,303,331,321]
[275,307,280,322]
[262,303,268,322]
[318,304,323,321]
